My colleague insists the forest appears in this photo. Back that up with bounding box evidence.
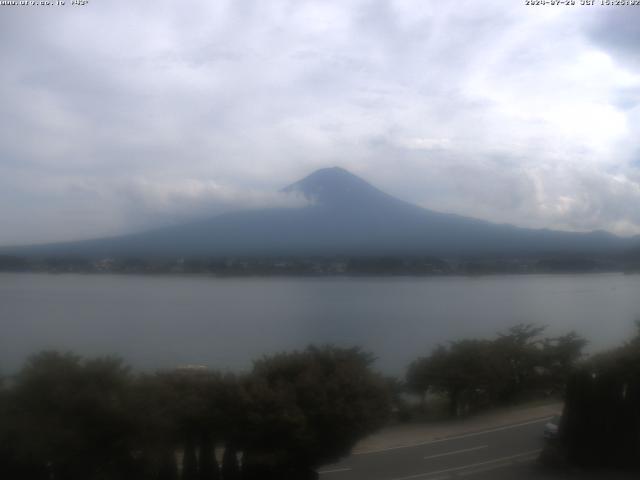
[1,323,639,479]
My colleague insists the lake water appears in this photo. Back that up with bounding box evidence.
[1,273,639,375]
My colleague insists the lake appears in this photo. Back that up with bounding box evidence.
[1,272,639,375]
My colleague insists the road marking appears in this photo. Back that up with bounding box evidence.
[355,417,552,455]
[318,467,352,475]
[457,461,513,476]
[388,449,542,480]
[458,452,541,476]
[423,445,488,460]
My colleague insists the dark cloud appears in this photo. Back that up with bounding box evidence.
[588,9,640,68]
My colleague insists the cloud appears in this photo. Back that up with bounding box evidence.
[0,169,308,245]
[113,178,310,227]
[588,8,640,69]
[2,1,640,244]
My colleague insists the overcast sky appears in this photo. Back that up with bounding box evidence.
[1,0,640,245]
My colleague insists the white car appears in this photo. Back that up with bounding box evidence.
[543,415,561,440]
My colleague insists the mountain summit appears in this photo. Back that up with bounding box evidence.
[4,168,636,258]
[282,167,396,208]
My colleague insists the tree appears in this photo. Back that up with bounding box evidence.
[406,358,431,408]
[198,432,220,480]
[131,368,234,480]
[183,436,198,480]
[8,351,136,480]
[493,324,546,401]
[406,324,586,418]
[0,375,15,477]
[560,324,640,469]
[129,373,182,479]
[157,449,179,480]
[238,346,391,476]
[221,444,240,480]
[541,331,587,394]
[408,340,505,417]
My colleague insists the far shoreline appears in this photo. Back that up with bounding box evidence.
[1,269,637,279]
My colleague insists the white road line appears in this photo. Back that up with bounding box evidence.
[457,451,541,476]
[423,445,488,460]
[318,467,352,475]
[388,449,542,480]
[457,461,513,477]
[354,417,552,455]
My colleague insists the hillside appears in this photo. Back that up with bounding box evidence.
[3,167,637,259]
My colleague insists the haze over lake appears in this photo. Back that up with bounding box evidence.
[1,272,638,375]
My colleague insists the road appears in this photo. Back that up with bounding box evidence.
[318,416,640,480]
[318,417,549,480]
[317,417,553,480]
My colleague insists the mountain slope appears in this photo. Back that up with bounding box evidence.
[4,167,637,258]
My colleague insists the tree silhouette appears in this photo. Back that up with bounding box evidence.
[561,323,640,469]
[407,325,587,417]
[221,444,240,480]
[239,346,390,475]
[198,433,219,480]
[8,352,136,480]
[0,346,391,479]
[183,436,198,480]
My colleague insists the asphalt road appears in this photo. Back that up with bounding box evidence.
[317,417,553,480]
